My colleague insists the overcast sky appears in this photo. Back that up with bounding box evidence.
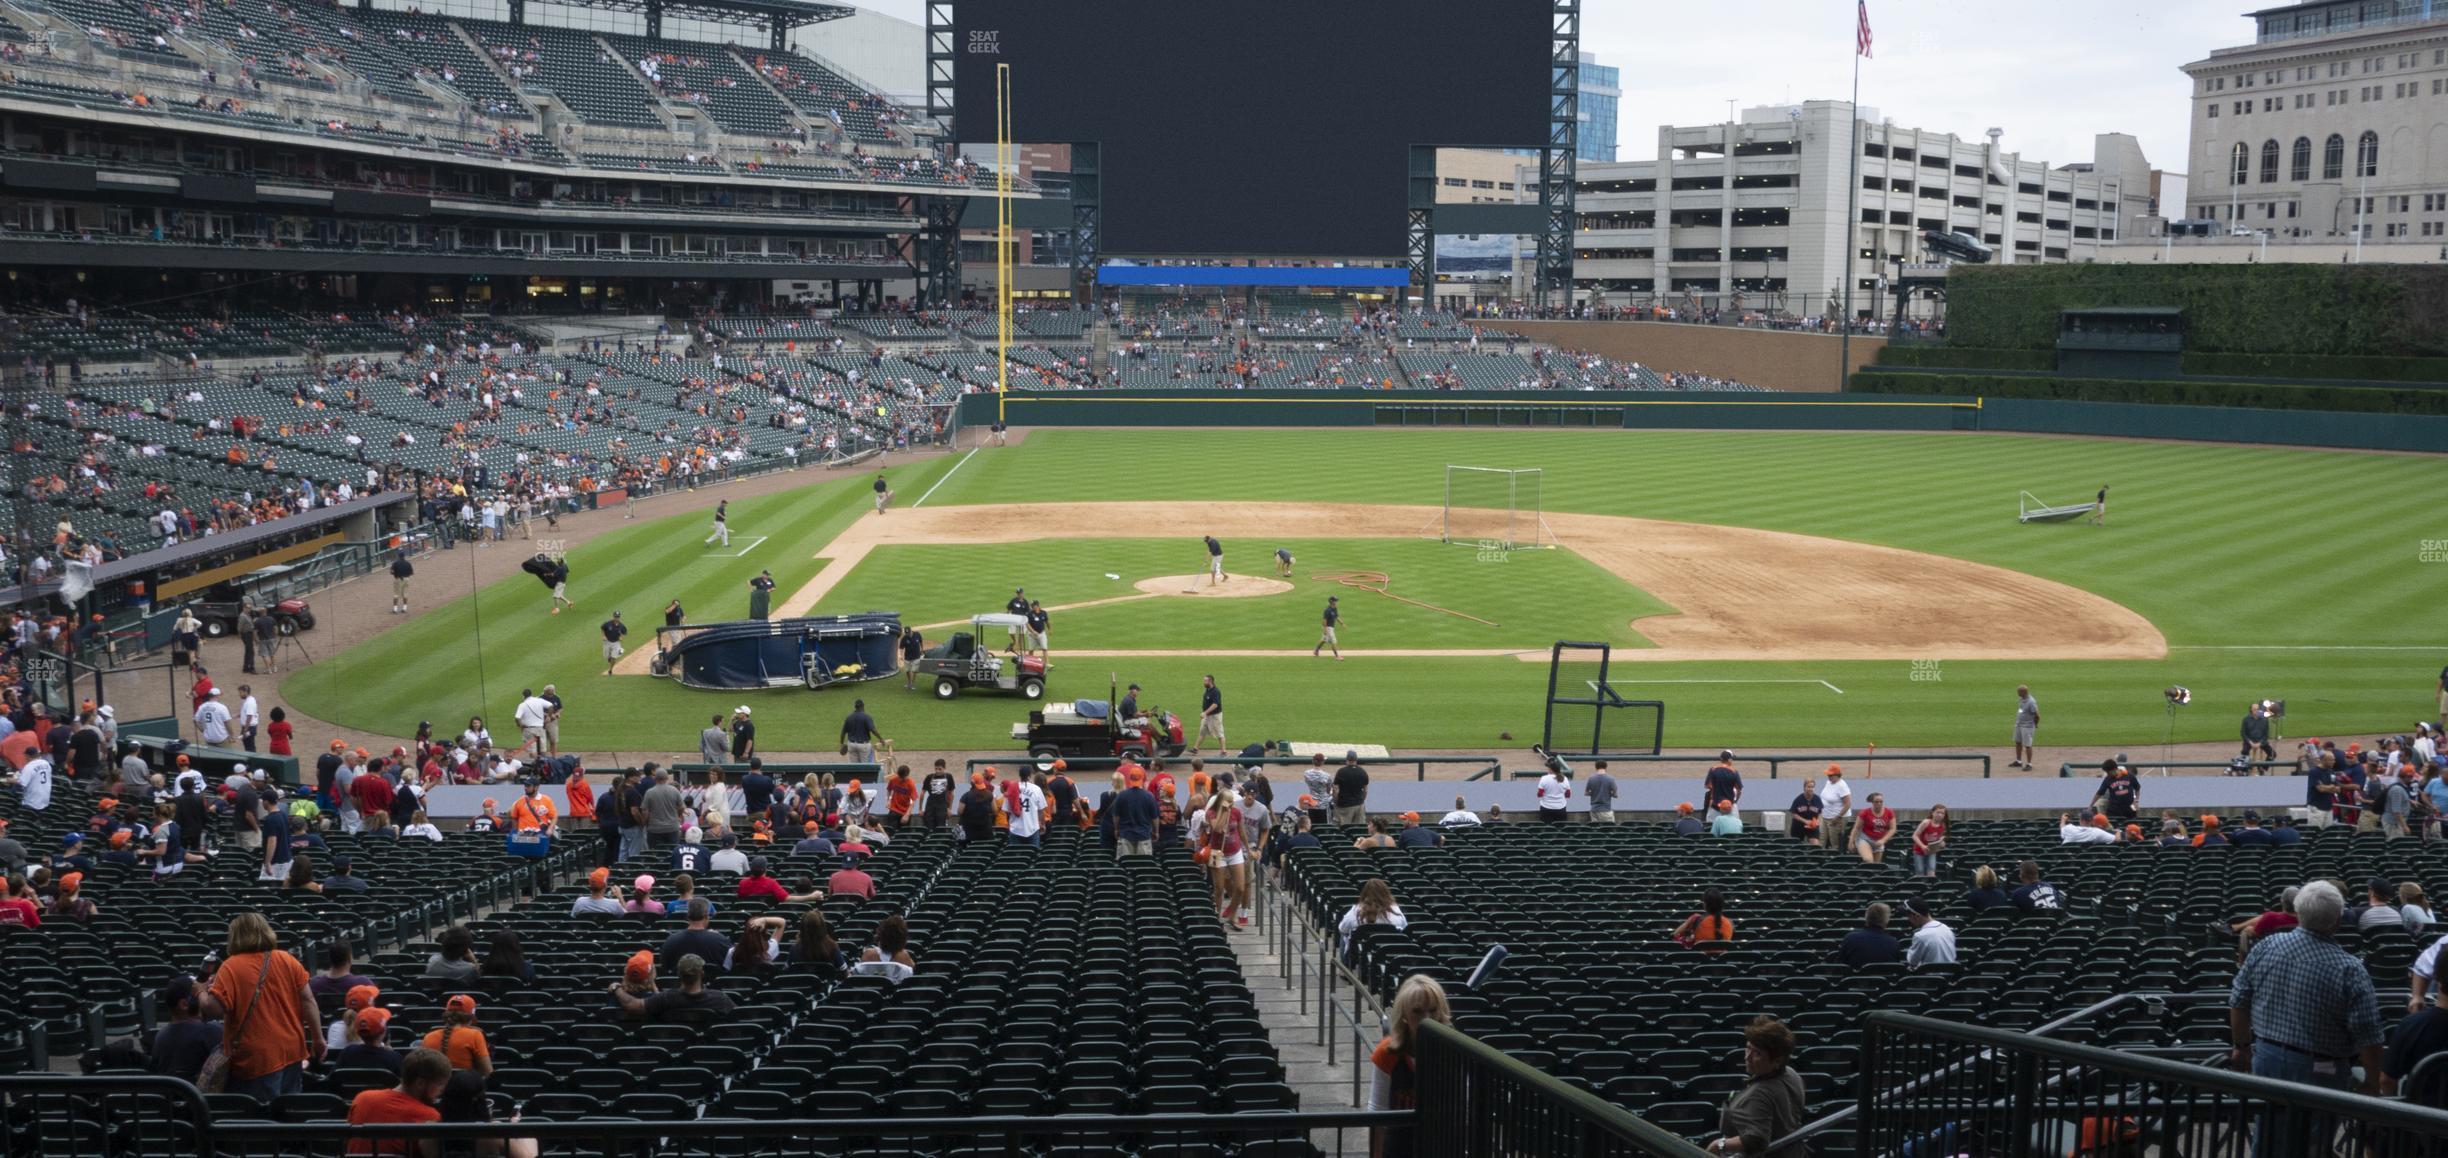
[846,0,2248,174]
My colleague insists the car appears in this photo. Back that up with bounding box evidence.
[1014,691,1185,770]
[187,565,315,638]
[912,614,1047,701]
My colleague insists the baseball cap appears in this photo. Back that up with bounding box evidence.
[1400,811,1420,822]
[1905,897,1934,918]
[355,1007,392,1036]
[587,867,610,889]
[109,830,133,849]
[1716,799,1734,812]
[1825,765,1842,776]
[345,984,380,1011]
[482,798,497,810]
[248,768,266,781]
[845,780,861,792]
[749,856,770,874]
[331,854,352,871]
[633,874,656,893]
[59,832,82,847]
[445,994,477,1016]
[1676,802,1694,814]
[624,951,654,981]
[2092,813,2110,827]
[55,871,80,892]
[2372,876,2396,895]
[2243,809,2262,822]
[1298,793,1316,808]
[736,705,751,716]
[803,821,819,834]
[330,740,347,751]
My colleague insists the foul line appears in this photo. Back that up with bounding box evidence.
[1600,677,1846,695]
[910,448,977,509]
[2170,645,2448,651]
[699,535,768,559]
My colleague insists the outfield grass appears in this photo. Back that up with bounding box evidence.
[811,538,1669,649]
[290,429,2446,755]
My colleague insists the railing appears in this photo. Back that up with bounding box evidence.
[1854,1009,2448,1157]
[967,753,1506,782]
[1505,750,1992,780]
[0,1075,1400,1156]
[1773,990,2222,1153]
[2058,758,2292,778]
[1414,1020,1711,1158]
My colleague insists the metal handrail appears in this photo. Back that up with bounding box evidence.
[966,753,1504,782]
[1853,1007,2448,1147]
[2058,758,2293,778]
[1416,1020,1711,1157]
[1538,750,1994,779]
[1768,990,2212,1152]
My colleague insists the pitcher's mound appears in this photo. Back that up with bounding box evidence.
[1135,574,1293,598]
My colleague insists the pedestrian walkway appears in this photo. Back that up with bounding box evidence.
[1231,878,1378,1155]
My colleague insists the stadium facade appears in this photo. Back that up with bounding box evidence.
[0,0,997,315]
[1569,102,2159,315]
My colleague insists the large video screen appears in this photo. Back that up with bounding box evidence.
[951,0,1552,258]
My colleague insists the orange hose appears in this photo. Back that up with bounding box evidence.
[1309,571,1497,627]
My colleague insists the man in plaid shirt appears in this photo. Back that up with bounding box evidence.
[2229,880,2384,1094]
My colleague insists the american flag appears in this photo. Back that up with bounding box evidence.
[1856,0,1874,58]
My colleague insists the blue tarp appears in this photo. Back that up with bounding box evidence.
[656,613,902,691]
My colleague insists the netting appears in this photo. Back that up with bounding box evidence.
[1442,466,1540,549]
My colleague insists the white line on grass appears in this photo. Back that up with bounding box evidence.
[1595,678,1845,695]
[2170,645,2448,651]
[910,449,977,509]
[700,535,768,559]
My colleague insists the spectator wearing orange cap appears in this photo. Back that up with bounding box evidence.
[46,871,93,922]
[332,1006,401,1078]
[957,771,998,845]
[419,995,491,1075]
[1710,799,1745,837]
[325,983,382,1051]
[1391,811,1439,849]
[2193,814,2229,848]
[1109,767,1159,858]
[1672,803,1706,836]
[792,821,835,858]
[840,778,873,828]
[571,868,625,916]
[469,798,502,835]
[613,951,657,1008]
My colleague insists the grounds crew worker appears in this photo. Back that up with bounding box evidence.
[1005,588,1030,650]
[1314,595,1344,661]
[874,471,892,514]
[1204,535,1225,585]
[390,547,414,614]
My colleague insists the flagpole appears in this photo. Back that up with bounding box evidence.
[1839,9,1862,390]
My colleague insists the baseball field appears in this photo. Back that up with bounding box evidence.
[283,427,2439,756]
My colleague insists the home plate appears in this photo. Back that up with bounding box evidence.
[1134,574,1293,598]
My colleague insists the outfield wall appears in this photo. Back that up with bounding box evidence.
[957,390,2448,452]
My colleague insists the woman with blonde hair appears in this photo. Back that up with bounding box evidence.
[200,912,323,1098]
[1366,974,1452,1158]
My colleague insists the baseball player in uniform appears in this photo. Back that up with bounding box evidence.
[1314,595,1344,661]
[873,471,892,514]
[1204,535,1224,585]
[704,500,730,547]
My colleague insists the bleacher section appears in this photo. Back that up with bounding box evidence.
[1284,817,2438,1147]
[2,773,1299,1132]
[467,23,662,130]
[607,35,796,138]
[356,11,529,114]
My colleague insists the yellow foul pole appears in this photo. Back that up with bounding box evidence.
[995,61,1012,424]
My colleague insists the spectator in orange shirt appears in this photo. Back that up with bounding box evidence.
[344,1047,450,1156]
[419,995,492,1075]
[563,770,595,823]
[508,782,555,835]
[883,766,917,829]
